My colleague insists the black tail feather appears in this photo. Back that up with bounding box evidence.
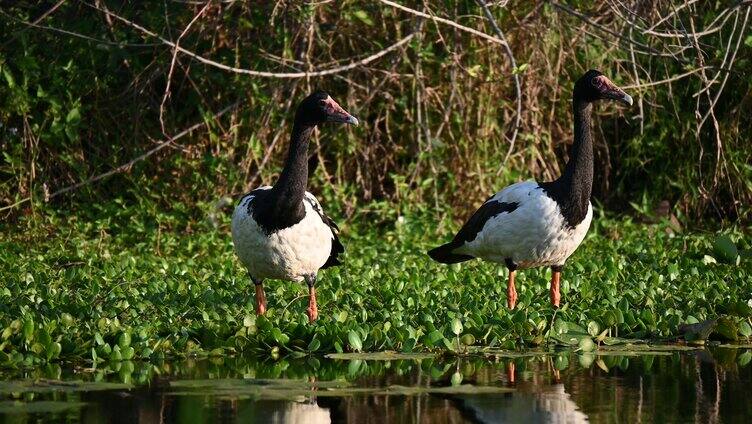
[427,241,474,264]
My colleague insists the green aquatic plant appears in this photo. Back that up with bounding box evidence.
[0,201,750,367]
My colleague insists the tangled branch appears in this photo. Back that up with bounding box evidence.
[83,0,415,79]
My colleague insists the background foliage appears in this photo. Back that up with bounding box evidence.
[1,0,750,223]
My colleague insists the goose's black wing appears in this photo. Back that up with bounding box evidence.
[428,197,518,264]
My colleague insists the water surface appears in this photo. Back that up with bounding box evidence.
[1,346,751,423]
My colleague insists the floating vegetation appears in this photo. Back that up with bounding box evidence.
[1,203,750,367]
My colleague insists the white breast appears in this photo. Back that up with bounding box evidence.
[457,181,592,268]
[231,188,333,281]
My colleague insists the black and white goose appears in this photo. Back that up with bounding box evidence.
[232,91,358,322]
[428,70,632,309]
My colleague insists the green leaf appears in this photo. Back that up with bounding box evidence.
[308,338,321,352]
[348,330,363,352]
[353,10,373,26]
[587,321,600,337]
[37,329,52,347]
[45,342,61,361]
[451,371,463,386]
[118,332,131,348]
[271,328,289,345]
[426,330,444,346]
[451,318,463,336]
[740,321,752,338]
[2,67,16,88]
[66,107,81,125]
[553,319,568,335]
[121,346,135,360]
[714,317,739,341]
[401,338,416,353]
[713,235,738,264]
[460,334,476,346]
[22,318,34,342]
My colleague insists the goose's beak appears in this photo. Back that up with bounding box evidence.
[607,87,632,106]
[594,75,633,106]
[323,96,359,125]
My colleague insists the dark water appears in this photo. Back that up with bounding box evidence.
[1,347,751,423]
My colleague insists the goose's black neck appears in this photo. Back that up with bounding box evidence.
[250,121,315,232]
[273,122,315,205]
[540,98,594,228]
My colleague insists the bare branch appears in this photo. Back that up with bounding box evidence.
[378,0,509,46]
[474,0,522,169]
[82,0,415,78]
[160,1,211,135]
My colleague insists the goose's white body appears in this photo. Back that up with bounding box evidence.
[231,187,334,282]
[453,181,592,268]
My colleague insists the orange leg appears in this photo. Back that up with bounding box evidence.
[550,266,561,308]
[507,361,516,385]
[306,275,318,322]
[507,270,517,309]
[253,279,267,315]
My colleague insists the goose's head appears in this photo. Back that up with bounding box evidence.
[296,91,359,126]
[575,69,633,106]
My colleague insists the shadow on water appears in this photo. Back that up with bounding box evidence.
[0,347,751,423]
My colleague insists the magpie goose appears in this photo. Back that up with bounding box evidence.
[232,91,357,322]
[428,70,632,309]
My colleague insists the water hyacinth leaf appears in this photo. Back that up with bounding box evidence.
[46,342,62,361]
[714,317,739,341]
[110,346,122,361]
[36,329,52,347]
[121,346,135,360]
[451,318,463,336]
[243,315,255,327]
[451,371,463,386]
[271,328,289,345]
[401,338,416,353]
[587,321,600,337]
[461,334,476,346]
[23,319,34,341]
[713,235,738,264]
[426,330,444,346]
[739,321,752,337]
[348,331,363,352]
[118,332,131,348]
[347,359,364,377]
[308,338,321,352]
[442,338,458,352]
[553,319,568,335]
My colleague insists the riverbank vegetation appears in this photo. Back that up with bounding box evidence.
[1,200,750,366]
